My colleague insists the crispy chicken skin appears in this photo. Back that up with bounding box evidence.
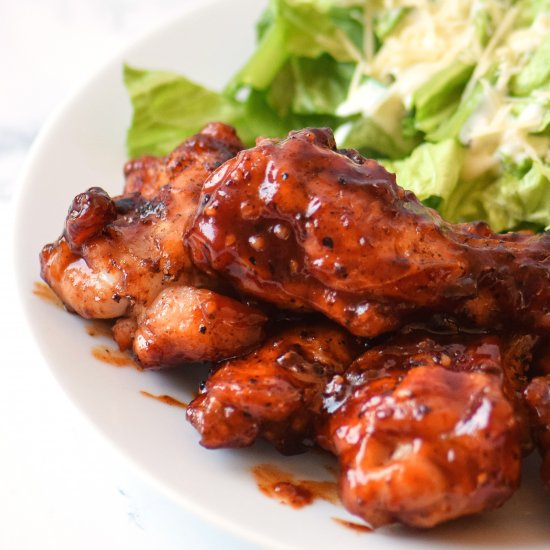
[122,122,243,199]
[186,323,362,454]
[187,127,550,338]
[318,330,528,528]
[525,375,550,487]
[40,123,267,366]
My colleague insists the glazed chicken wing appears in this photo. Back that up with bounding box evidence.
[40,123,266,366]
[134,285,267,366]
[318,330,532,528]
[187,127,550,338]
[186,323,362,454]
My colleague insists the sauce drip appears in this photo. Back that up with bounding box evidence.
[332,517,373,533]
[140,391,187,408]
[86,320,113,338]
[92,345,142,370]
[33,281,63,308]
[252,464,338,509]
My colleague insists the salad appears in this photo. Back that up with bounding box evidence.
[124,0,550,232]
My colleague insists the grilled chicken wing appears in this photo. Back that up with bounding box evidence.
[187,127,550,338]
[318,330,531,528]
[186,323,362,454]
[40,123,266,366]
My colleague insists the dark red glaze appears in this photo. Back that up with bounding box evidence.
[186,322,363,454]
[64,187,117,252]
[187,127,550,338]
[318,329,531,528]
[39,123,268,367]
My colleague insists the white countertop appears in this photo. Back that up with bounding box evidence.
[1,1,258,548]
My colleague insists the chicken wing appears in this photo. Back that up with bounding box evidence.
[186,322,362,454]
[187,127,550,338]
[40,123,267,366]
[134,285,267,367]
[318,329,531,528]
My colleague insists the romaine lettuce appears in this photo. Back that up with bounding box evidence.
[381,140,465,208]
[124,0,550,233]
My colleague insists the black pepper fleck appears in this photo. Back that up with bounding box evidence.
[322,237,334,249]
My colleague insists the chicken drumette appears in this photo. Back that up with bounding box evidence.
[187,128,550,338]
[186,322,362,454]
[40,123,267,366]
[318,329,535,528]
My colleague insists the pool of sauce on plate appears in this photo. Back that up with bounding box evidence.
[332,517,372,533]
[84,318,141,370]
[33,281,64,308]
[86,320,114,338]
[252,464,338,509]
[91,344,142,370]
[140,390,187,408]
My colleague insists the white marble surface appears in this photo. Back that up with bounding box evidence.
[1,1,259,548]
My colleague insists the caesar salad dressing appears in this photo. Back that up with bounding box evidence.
[338,0,548,183]
[370,0,481,106]
[338,81,406,138]
[336,0,511,138]
[458,11,550,180]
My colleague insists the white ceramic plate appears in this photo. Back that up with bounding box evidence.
[14,1,550,548]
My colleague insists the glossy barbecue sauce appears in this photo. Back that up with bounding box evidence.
[33,281,64,308]
[251,464,338,509]
[85,320,114,338]
[140,391,187,409]
[91,345,142,370]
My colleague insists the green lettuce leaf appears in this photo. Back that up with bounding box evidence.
[511,35,550,96]
[381,139,465,206]
[413,62,475,135]
[242,88,342,139]
[374,6,410,42]
[267,55,354,116]
[427,82,484,142]
[478,159,550,231]
[123,0,550,238]
[514,0,550,28]
[338,115,419,159]
[443,159,550,231]
[125,64,345,158]
[227,0,361,94]
[124,66,254,157]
